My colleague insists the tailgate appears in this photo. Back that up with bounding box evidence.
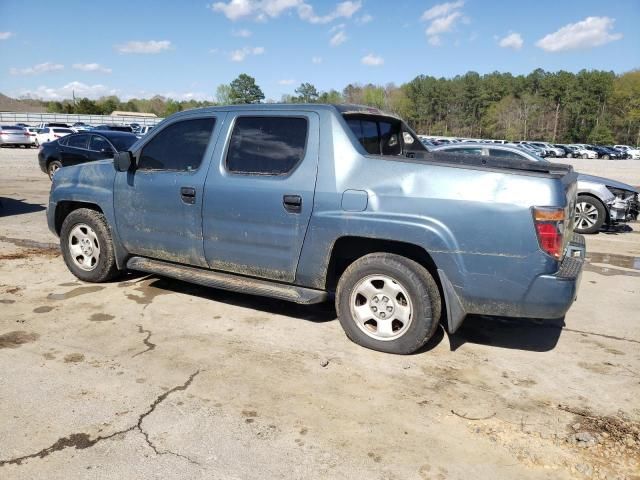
[560,170,579,258]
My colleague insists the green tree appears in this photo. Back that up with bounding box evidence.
[295,82,319,103]
[588,125,615,144]
[216,84,232,105]
[229,74,264,104]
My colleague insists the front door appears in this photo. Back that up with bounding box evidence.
[60,133,90,166]
[114,115,222,267]
[202,111,319,282]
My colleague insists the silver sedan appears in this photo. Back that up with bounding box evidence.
[0,125,31,148]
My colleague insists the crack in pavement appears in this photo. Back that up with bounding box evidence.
[562,328,640,345]
[0,370,201,467]
[132,324,156,358]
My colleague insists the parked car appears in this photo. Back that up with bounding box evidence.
[432,143,639,234]
[613,145,640,159]
[38,131,139,179]
[36,122,71,129]
[0,125,31,148]
[137,125,155,136]
[25,127,39,146]
[516,142,549,157]
[47,104,585,354]
[528,142,565,157]
[35,127,74,146]
[568,144,598,159]
[554,144,580,158]
[93,124,134,133]
[71,122,92,132]
[586,145,624,160]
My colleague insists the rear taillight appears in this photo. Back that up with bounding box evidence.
[532,207,565,260]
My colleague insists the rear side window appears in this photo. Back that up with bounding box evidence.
[345,115,423,156]
[489,149,526,161]
[67,134,90,149]
[138,118,215,171]
[226,116,308,175]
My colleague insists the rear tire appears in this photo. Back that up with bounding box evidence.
[574,195,606,234]
[336,253,441,354]
[603,154,610,160]
[581,153,588,159]
[47,160,62,180]
[60,208,119,283]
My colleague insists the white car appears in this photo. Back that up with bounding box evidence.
[614,145,640,159]
[569,144,598,159]
[35,127,74,146]
[26,127,39,146]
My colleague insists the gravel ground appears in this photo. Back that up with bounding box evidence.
[1,147,639,479]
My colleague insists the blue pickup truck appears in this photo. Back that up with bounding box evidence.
[47,104,585,354]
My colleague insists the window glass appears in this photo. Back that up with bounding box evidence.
[53,128,73,134]
[67,134,90,149]
[226,116,308,175]
[489,149,526,161]
[90,135,111,152]
[448,147,484,155]
[379,121,402,155]
[138,118,215,171]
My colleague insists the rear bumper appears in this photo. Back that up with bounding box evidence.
[521,233,585,318]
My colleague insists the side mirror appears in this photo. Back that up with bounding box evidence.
[114,151,134,172]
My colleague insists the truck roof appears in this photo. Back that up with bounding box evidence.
[170,103,396,118]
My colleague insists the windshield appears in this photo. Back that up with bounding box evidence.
[108,135,138,151]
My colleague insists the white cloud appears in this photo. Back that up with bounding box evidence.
[498,32,523,50]
[116,40,172,54]
[421,1,465,46]
[16,81,118,100]
[536,16,622,52]
[329,29,348,46]
[210,0,361,24]
[298,1,361,24]
[0,31,13,40]
[9,62,64,75]
[312,56,323,64]
[232,28,252,37]
[229,46,265,61]
[361,53,384,66]
[426,12,461,35]
[427,35,442,46]
[278,79,295,85]
[356,13,373,24]
[421,1,464,21]
[72,63,112,73]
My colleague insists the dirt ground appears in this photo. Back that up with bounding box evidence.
[1,147,639,480]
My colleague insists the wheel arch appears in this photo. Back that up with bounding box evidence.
[54,201,104,235]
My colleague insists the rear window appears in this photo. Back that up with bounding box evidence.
[344,114,425,156]
[53,128,73,134]
[226,116,308,175]
[1,126,23,131]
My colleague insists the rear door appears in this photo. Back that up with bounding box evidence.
[60,133,90,166]
[202,111,319,282]
[114,114,223,267]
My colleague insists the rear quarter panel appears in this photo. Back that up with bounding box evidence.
[297,111,569,315]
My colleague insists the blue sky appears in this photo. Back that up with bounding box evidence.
[0,0,638,102]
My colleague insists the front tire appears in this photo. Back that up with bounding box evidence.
[336,253,442,354]
[574,195,606,234]
[603,154,610,160]
[60,208,119,282]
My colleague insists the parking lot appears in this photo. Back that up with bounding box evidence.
[0,147,638,479]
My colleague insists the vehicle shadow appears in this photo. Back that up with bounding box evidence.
[601,223,635,235]
[141,276,338,323]
[0,197,46,217]
[446,315,565,352]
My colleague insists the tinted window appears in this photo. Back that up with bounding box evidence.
[108,135,137,152]
[90,135,112,152]
[53,128,73,134]
[448,147,484,155]
[489,149,526,161]
[138,118,215,171]
[67,134,90,149]
[226,116,308,175]
[1,126,22,131]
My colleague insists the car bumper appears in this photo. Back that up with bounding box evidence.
[520,233,586,319]
[608,193,639,222]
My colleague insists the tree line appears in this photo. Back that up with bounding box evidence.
[43,69,640,145]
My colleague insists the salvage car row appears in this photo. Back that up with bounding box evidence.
[0,122,155,148]
[420,136,640,159]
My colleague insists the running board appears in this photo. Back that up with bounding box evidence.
[126,256,328,305]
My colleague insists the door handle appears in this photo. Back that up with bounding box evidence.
[283,195,302,213]
[180,187,196,205]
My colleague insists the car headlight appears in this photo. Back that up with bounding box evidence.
[607,187,634,200]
